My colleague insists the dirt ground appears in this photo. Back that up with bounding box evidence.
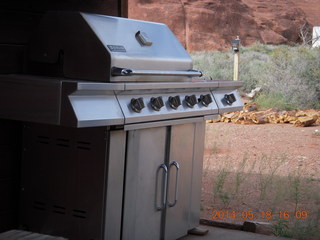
[200,122,320,233]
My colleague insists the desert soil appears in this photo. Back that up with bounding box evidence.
[200,122,320,227]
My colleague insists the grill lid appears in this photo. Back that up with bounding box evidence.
[28,12,201,82]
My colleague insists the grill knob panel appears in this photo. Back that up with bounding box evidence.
[131,97,145,113]
[224,93,236,105]
[168,95,181,109]
[199,94,213,107]
[150,96,164,111]
[185,95,198,108]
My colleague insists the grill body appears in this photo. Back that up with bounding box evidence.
[0,12,244,240]
[20,124,125,240]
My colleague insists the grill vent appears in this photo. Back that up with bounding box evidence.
[52,205,66,215]
[33,201,46,211]
[36,136,92,150]
[76,141,91,151]
[73,209,87,219]
[56,138,70,148]
[32,201,89,219]
[37,136,50,144]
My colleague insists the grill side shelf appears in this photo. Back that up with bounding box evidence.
[0,75,62,125]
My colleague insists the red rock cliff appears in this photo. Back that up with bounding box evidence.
[128,0,320,51]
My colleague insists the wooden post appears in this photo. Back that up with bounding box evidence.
[231,36,240,81]
[233,51,239,81]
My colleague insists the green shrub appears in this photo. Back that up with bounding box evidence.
[242,41,276,54]
[255,92,295,110]
[238,51,269,92]
[191,44,320,110]
[263,46,320,109]
[192,51,233,81]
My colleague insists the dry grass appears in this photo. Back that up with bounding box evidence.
[201,123,320,239]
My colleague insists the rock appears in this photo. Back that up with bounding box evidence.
[243,221,274,235]
[212,108,320,127]
[128,0,320,51]
[294,116,317,127]
[246,87,261,99]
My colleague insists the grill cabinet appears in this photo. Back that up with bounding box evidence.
[0,12,243,240]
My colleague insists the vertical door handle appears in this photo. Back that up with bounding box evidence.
[156,164,168,211]
[167,161,180,207]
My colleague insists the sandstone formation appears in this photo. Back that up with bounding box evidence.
[128,0,320,51]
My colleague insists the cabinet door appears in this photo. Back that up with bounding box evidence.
[164,123,195,240]
[122,127,167,240]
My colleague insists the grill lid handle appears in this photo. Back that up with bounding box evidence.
[111,67,202,77]
[135,31,153,46]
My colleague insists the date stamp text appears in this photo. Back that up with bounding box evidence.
[212,210,308,220]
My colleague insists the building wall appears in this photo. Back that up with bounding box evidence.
[0,120,22,232]
[0,0,126,232]
[0,0,125,74]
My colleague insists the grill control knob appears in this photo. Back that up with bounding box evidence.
[131,97,145,113]
[224,93,236,105]
[199,94,213,107]
[185,95,198,108]
[150,96,164,111]
[168,96,181,109]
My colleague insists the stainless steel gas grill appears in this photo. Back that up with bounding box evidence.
[0,12,243,240]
